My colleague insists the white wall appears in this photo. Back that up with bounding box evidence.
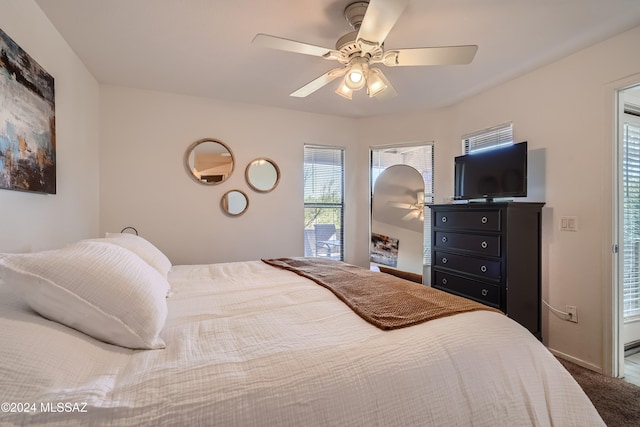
[0,0,100,253]
[99,87,366,266]
[359,26,640,371]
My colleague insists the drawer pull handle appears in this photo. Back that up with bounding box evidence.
[480,265,487,273]
[442,257,448,264]
[442,236,448,243]
[441,216,448,223]
[481,241,488,249]
[442,278,448,285]
[481,289,489,296]
[481,216,488,224]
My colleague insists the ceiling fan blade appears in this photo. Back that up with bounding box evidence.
[402,210,419,221]
[357,0,408,45]
[290,67,348,98]
[384,45,478,67]
[372,69,397,100]
[388,202,413,209]
[253,33,334,58]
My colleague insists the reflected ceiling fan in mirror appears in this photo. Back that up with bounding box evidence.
[253,0,478,100]
[388,191,425,221]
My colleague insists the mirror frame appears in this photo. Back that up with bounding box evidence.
[184,138,234,185]
[245,157,281,193]
[221,189,249,216]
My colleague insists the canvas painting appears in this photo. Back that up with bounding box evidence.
[0,27,56,194]
[370,233,399,267]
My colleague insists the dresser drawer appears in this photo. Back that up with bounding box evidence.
[433,271,501,308]
[434,251,501,280]
[434,210,501,231]
[435,231,500,257]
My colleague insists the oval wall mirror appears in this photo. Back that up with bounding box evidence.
[245,158,280,192]
[221,190,249,216]
[185,138,234,185]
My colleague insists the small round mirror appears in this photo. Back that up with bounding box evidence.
[185,138,234,185]
[221,190,249,216]
[245,158,280,193]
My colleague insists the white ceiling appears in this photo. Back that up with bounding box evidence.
[35,0,640,118]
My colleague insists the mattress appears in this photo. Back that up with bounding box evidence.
[0,260,604,426]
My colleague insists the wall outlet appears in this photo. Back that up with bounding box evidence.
[566,305,578,323]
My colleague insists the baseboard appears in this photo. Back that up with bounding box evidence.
[548,347,603,374]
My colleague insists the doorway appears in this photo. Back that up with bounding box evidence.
[617,84,640,381]
[370,143,434,281]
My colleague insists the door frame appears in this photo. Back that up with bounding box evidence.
[607,73,640,378]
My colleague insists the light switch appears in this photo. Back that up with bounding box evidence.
[560,216,578,231]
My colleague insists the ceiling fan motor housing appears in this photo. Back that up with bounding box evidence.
[344,1,369,30]
[335,31,360,57]
[337,1,383,63]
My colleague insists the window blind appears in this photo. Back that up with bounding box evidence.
[623,115,640,319]
[463,123,514,154]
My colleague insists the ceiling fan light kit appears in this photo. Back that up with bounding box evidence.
[345,59,366,89]
[366,68,387,97]
[253,0,478,101]
[347,69,363,85]
[335,80,354,99]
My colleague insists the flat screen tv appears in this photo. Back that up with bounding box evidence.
[454,141,527,202]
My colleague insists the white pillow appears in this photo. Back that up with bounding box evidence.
[102,233,172,278]
[0,240,169,350]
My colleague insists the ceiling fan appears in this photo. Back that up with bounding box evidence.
[388,191,425,221]
[252,0,478,100]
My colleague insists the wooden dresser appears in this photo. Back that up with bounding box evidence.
[430,202,544,339]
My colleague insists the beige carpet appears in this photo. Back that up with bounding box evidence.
[559,358,640,426]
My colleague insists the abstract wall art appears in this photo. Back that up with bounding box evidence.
[0,27,56,194]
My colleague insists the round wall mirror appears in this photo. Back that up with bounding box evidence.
[245,158,280,192]
[221,190,249,216]
[185,138,234,185]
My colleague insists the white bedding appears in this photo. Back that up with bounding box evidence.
[0,260,604,426]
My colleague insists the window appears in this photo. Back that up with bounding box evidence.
[463,122,514,154]
[371,144,434,265]
[304,145,344,260]
[623,107,640,319]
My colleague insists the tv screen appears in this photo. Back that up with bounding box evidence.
[454,141,527,201]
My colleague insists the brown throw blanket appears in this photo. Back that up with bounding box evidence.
[262,257,502,330]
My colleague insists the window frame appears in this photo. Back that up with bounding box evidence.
[303,144,345,261]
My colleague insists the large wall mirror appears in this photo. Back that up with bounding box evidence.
[185,138,234,185]
[245,158,280,192]
[221,189,249,216]
[371,165,425,280]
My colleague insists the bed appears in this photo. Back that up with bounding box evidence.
[0,235,604,426]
